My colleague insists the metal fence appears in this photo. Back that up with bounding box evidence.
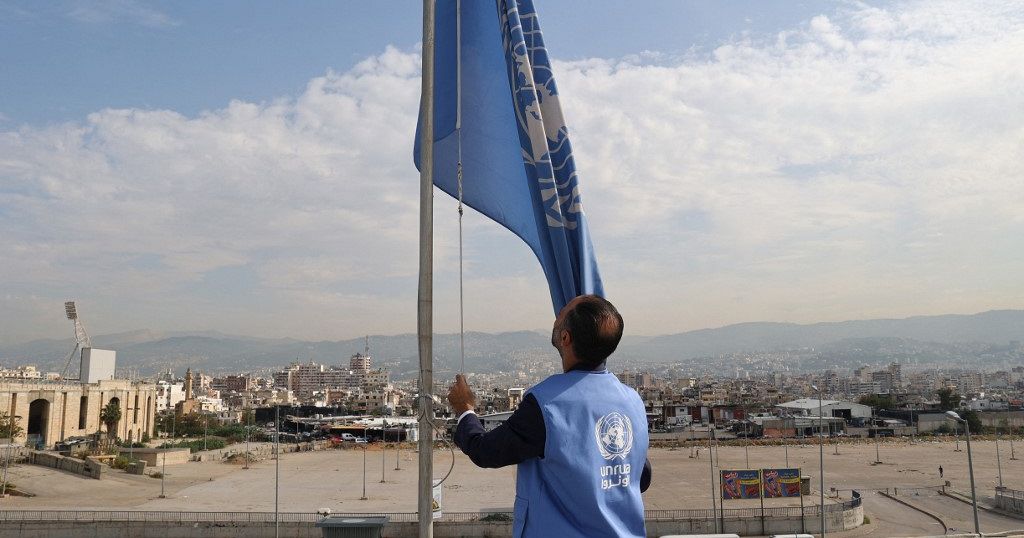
[0,497,861,525]
[997,488,1024,500]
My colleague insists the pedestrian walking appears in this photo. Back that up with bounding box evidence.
[939,465,944,478]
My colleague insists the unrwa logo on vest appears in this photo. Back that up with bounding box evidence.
[594,412,634,461]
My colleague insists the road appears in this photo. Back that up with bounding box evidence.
[835,490,945,537]
[903,491,1024,536]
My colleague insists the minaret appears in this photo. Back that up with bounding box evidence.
[184,368,194,400]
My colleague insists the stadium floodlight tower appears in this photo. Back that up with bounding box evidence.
[60,301,93,380]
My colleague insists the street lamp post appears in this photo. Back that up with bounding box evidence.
[381,419,386,483]
[873,410,882,464]
[1,443,9,498]
[812,386,826,538]
[203,413,209,452]
[159,451,167,498]
[361,424,368,500]
[1007,407,1018,460]
[744,418,750,468]
[997,430,1005,488]
[244,409,250,470]
[947,411,980,536]
[395,426,402,471]
[689,423,695,459]
[709,427,719,534]
[274,405,280,538]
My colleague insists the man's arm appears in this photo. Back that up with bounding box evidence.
[453,393,545,468]
[447,374,652,491]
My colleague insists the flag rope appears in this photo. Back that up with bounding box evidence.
[456,0,466,376]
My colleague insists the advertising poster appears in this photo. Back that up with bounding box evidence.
[720,469,762,500]
[762,468,802,498]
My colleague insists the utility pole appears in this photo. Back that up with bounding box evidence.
[244,408,250,470]
[395,425,402,471]
[947,411,980,536]
[361,424,369,500]
[274,405,280,538]
[709,427,719,534]
[159,451,167,498]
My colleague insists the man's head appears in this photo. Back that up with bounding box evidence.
[550,295,624,371]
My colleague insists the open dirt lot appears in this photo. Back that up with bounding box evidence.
[5,438,1023,536]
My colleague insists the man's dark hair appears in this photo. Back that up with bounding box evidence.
[564,295,624,365]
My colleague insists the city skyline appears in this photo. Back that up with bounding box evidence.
[3,0,1023,344]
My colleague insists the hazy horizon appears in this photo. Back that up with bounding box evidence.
[7,307,1022,348]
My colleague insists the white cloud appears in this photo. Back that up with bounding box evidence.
[2,0,1023,343]
[66,0,178,27]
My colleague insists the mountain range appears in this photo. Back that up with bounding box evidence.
[1,310,1021,377]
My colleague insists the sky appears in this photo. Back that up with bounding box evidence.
[2,0,1023,345]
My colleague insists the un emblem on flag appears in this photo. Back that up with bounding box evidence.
[595,412,634,461]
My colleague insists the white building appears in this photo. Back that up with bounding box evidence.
[775,398,872,420]
[156,381,186,413]
[0,365,43,379]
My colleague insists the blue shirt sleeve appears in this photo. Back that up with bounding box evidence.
[453,393,546,468]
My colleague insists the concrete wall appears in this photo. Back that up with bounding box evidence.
[192,440,333,462]
[995,489,1024,515]
[126,448,190,467]
[29,451,103,479]
[0,504,864,538]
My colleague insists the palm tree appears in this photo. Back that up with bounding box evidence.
[100,401,122,446]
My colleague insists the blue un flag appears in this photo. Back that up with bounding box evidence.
[415,0,604,314]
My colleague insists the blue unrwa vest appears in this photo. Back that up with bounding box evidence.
[514,369,648,537]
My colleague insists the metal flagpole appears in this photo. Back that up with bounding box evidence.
[417,0,436,535]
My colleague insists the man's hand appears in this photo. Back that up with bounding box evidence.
[447,374,476,415]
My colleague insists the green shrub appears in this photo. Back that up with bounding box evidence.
[110,456,131,469]
[157,438,227,453]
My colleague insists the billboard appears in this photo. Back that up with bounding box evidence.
[720,469,762,500]
[762,468,802,498]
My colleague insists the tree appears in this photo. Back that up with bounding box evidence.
[961,410,983,435]
[858,394,895,410]
[937,388,961,411]
[241,407,254,426]
[100,401,122,440]
[0,411,23,439]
